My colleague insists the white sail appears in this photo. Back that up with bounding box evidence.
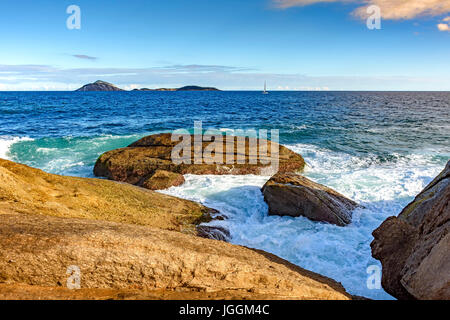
[263,81,268,94]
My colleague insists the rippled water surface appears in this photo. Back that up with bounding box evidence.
[1,91,449,299]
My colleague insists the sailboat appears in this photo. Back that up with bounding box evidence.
[263,81,269,94]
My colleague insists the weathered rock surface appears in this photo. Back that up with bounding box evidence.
[371,161,450,300]
[94,133,305,190]
[76,80,124,92]
[0,158,212,236]
[0,212,350,300]
[0,160,350,300]
[262,173,358,226]
[142,170,185,190]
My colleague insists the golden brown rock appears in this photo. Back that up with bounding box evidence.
[371,161,450,300]
[0,159,350,300]
[262,173,358,226]
[94,133,305,189]
[142,170,185,190]
[0,158,212,235]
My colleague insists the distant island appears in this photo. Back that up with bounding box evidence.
[76,80,125,92]
[76,80,220,92]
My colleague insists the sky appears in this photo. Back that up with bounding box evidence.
[0,0,449,91]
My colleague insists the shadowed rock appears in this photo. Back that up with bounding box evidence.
[371,160,450,300]
[94,133,305,190]
[262,173,358,226]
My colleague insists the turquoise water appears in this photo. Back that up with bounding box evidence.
[1,91,449,299]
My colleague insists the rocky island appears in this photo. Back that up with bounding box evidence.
[76,81,220,92]
[76,80,125,92]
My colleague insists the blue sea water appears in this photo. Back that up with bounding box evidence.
[1,91,449,299]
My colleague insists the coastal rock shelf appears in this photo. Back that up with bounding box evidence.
[0,158,213,236]
[262,173,358,226]
[371,160,450,300]
[94,133,306,190]
[0,159,350,300]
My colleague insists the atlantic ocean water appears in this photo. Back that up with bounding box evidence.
[1,91,449,299]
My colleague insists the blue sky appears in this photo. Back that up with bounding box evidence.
[0,0,449,90]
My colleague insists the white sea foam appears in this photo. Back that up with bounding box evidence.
[0,136,34,160]
[160,143,446,300]
[4,132,445,299]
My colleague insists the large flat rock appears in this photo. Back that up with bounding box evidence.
[94,133,305,190]
[0,212,350,300]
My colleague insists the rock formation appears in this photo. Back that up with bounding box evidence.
[371,160,450,300]
[0,159,350,300]
[142,169,185,190]
[94,133,305,190]
[76,80,124,92]
[262,173,358,226]
[0,158,212,236]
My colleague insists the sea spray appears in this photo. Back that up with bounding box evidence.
[0,136,34,160]
[160,143,446,300]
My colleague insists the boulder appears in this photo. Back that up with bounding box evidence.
[371,161,450,300]
[262,173,358,226]
[94,133,305,189]
[142,170,185,190]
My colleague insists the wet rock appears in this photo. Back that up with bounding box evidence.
[262,173,358,226]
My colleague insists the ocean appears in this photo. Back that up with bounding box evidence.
[1,91,449,299]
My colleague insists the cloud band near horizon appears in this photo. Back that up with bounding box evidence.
[0,63,447,91]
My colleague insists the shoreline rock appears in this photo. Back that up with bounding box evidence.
[371,160,450,300]
[94,133,305,190]
[262,173,358,226]
[0,158,213,236]
[0,159,351,300]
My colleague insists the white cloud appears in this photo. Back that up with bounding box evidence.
[354,0,450,20]
[437,16,450,31]
[274,0,450,20]
[438,23,449,31]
